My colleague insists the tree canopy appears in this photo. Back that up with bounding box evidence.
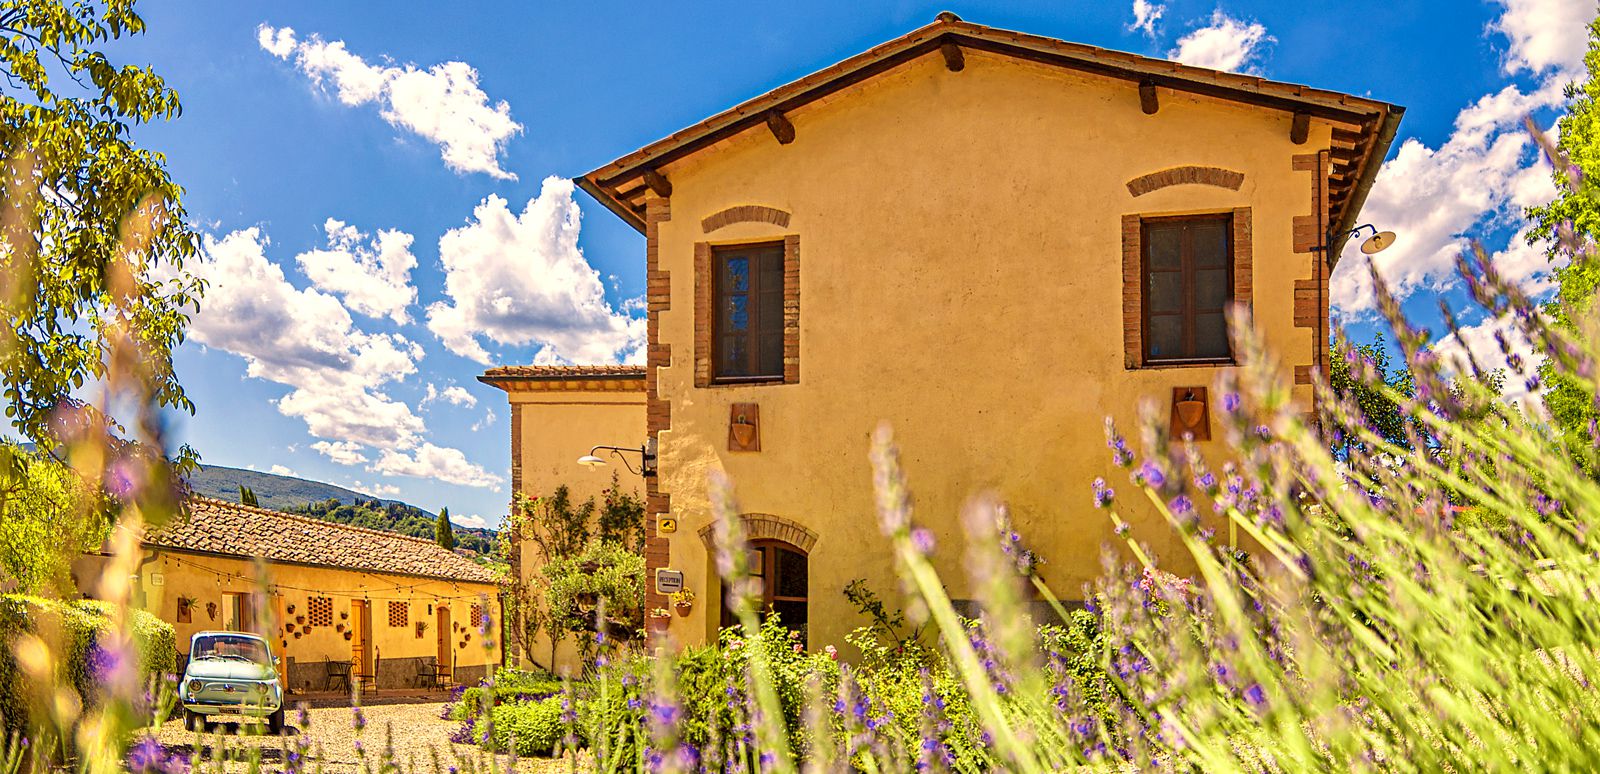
[1527,15,1600,471]
[0,0,203,453]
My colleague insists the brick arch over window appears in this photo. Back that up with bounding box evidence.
[697,513,818,553]
[1125,166,1245,197]
[701,205,792,233]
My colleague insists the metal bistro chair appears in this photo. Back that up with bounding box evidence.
[326,659,352,693]
[415,656,436,689]
[434,656,454,689]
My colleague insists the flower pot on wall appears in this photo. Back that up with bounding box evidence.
[1170,387,1211,441]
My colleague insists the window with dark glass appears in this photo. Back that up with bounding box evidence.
[1142,214,1233,364]
[720,540,808,644]
[713,243,785,382]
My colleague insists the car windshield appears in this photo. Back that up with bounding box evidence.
[191,634,270,664]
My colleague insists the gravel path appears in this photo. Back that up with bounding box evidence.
[152,701,584,772]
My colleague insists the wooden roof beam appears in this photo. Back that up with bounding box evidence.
[643,168,672,198]
[941,41,965,71]
[1290,111,1310,145]
[765,110,796,144]
[1139,80,1158,115]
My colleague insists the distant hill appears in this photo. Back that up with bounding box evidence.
[186,464,400,512]
[184,464,499,558]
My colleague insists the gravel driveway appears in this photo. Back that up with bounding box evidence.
[152,700,582,772]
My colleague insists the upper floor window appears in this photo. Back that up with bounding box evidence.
[1142,214,1234,364]
[713,242,785,382]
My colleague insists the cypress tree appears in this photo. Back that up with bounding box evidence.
[435,508,457,550]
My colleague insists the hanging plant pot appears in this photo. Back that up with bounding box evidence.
[340,611,348,620]
[1176,398,1205,428]
[336,623,345,633]
[674,601,693,617]
[293,632,302,639]
[285,622,296,633]
[286,604,296,614]
[343,631,353,641]
[295,615,305,624]
[458,641,467,649]
[731,419,757,448]
[463,633,472,643]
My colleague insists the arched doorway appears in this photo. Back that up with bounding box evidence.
[721,539,809,644]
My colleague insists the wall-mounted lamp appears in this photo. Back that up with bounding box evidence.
[1317,223,1396,265]
[577,438,657,477]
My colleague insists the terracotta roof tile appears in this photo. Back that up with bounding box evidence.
[480,365,646,379]
[145,497,499,584]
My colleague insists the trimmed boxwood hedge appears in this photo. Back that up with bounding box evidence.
[0,595,177,739]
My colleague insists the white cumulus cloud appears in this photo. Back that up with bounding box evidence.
[1129,0,1166,38]
[312,440,369,466]
[258,25,521,179]
[268,464,298,477]
[426,177,645,365]
[422,383,477,408]
[296,218,418,323]
[187,228,426,450]
[1169,9,1272,73]
[189,228,502,490]
[1492,0,1595,76]
[1431,314,1546,413]
[372,443,504,489]
[450,513,490,530]
[1329,0,1584,313]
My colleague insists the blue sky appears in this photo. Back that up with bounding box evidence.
[101,0,1589,528]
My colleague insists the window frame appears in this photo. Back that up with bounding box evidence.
[720,539,808,642]
[709,240,788,384]
[1139,213,1237,366]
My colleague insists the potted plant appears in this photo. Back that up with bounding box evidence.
[1175,389,1206,429]
[731,413,757,447]
[415,620,429,639]
[670,590,695,617]
[647,608,672,633]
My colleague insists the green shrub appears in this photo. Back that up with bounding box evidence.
[487,695,564,756]
[0,595,176,739]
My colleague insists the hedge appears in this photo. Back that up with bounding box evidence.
[0,595,177,739]
[487,696,564,756]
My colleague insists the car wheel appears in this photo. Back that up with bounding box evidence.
[267,707,285,735]
[183,709,200,732]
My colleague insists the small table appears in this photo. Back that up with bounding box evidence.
[326,660,352,692]
[415,657,437,688]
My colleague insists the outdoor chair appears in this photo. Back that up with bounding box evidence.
[326,659,352,692]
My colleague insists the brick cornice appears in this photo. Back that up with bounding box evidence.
[1125,166,1245,197]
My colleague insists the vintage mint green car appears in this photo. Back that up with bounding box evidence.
[178,631,285,733]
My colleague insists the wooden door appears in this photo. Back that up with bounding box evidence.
[436,606,451,681]
[351,600,372,681]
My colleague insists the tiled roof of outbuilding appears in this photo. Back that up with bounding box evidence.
[145,497,499,584]
[480,365,646,379]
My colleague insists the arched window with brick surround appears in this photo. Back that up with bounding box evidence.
[702,514,817,644]
[720,540,809,643]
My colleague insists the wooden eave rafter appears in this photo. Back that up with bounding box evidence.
[577,15,1403,241]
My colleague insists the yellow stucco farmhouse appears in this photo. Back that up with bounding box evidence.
[74,498,503,690]
[483,13,1400,658]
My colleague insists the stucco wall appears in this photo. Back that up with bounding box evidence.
[504,387,644,674]
[74,550,501,689]
[645,50,1328,651]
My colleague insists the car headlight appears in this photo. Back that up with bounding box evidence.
[187,679,203,694]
